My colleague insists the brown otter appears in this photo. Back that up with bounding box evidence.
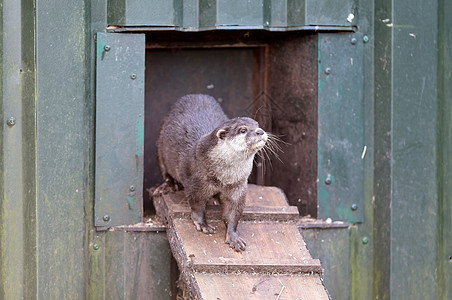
[156,94,268,251]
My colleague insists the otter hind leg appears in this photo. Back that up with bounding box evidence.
[153,176,181,196]
[189,196,215,234]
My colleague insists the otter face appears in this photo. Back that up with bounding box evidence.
[215,117,268,156]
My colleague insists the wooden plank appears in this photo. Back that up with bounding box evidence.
[173,220,312,263]
[190,257,322,274]
[154,184,297,222]
[155,185,330,299]
[245,184,289,206]
[195,273,329,300]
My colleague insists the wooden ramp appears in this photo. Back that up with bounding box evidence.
[154,184,330,299]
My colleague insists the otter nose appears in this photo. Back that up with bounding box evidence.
[256,128,265,136]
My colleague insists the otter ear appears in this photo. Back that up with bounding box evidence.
[216,129,227,140]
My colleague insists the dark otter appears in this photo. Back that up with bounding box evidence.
[156,94,268,251]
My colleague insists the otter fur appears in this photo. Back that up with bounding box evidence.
[156,94,268,251]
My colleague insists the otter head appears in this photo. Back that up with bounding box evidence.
[215,117,268,159]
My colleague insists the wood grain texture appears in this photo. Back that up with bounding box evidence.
[173,220,313,264]
[196,273,329,300]
[154,184,329,299]
[155,184,298,222]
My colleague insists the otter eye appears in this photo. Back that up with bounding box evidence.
[239,128,247,134]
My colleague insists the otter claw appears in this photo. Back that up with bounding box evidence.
[225,233,246,252]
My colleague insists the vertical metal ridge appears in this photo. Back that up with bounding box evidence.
[20,0,38,298]
[1,0,27,298]
[373,0,393,298]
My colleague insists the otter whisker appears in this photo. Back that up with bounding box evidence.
[254,152,268,174]
[262,139,283,163]
[260,147,273,163]
[256,148,273,173]
[266,140,283,156]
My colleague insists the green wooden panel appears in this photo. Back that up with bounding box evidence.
[373,0,392,297]
[373,0,443,298]
[107,0,354,30]
[95,33,145,227]
[302,227,351,300]
[306,0,355,26]
[35,0,88,297]
[351,8,375,300]
[390,0,439,298]
[318,33,364,223]
[438,0,452,298]
[0,0,37,298]
[0,1,25,296]
[89,231,172,300]
[107,0,182,27]
[216,0,263,26]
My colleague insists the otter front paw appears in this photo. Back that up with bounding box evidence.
[225,232,246,252]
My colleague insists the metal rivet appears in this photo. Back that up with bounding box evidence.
[324,68,331,75]
[351,204,358,211]
[363,35,370,43]
[6,117,16,127]
[93,243,100,250]
[104,45,111,52]
[351,37,357,45]
[130,73,137,80]
[325,174,332,185]
[129,185,135,192]
[103,214,110,222]
[362,237,369,244]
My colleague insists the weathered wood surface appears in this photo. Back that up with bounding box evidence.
[196,273,329,300]
[154,184,330,299]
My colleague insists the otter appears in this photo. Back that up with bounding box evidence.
[156,94,268,251]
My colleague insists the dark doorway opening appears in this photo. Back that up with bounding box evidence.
[143,31,318,217]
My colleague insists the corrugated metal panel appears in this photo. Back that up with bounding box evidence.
[107,0,355,31]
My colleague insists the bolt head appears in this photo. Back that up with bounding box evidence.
[6,117,16,127]
[103,214,110,222]
[362,237,369,244]
[93,243,100,250]
[351,203,358,211]
[351,37,357,45]
[130,73,137,80]
[324,68,331,75]
[104,45,111,52]
[324,174,332,185]
[129,185,135,192]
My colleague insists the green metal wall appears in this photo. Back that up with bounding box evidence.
[0,0,451,299]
